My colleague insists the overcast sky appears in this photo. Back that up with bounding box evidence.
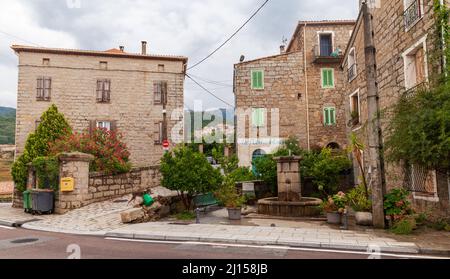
[0,0,358,110]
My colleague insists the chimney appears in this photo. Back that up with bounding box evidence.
[119,46,124,52]
[280,45,286,54]
[141,41,147,55]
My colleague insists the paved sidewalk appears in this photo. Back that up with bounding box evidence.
[106,222,423,254]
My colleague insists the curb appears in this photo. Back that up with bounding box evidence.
[0,219,16,227]
[105,232,449,256]
[21,223,107,237]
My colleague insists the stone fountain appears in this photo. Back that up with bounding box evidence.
[257,156,322,217]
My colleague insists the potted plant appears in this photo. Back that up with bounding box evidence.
[347,185,373,226]
[216,182,246,220]
[321,192,347,224]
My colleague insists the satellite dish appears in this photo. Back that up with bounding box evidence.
[240,55,245,62]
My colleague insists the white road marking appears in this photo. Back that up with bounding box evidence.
[105,237,450,259]
[0,225,15,230]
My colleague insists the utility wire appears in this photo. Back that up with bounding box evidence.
[186,74,234,108]
[0,29,42,47]
[187,0,270,70]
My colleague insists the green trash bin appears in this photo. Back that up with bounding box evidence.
[23,190,32,213]
[143,194,154,207]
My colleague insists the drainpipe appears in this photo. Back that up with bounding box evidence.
[362,3,385,229]
[440,0,448,77]
[303,23,311,151]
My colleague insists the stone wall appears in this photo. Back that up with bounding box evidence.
[0,145,15,160]
[13,48,185,167]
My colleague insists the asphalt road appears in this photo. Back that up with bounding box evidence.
[0,226,439,259]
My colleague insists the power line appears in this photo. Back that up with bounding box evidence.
[0,29,41,47]
[187,73,233,87]
[187,0,270,71]
[186,74,234,108]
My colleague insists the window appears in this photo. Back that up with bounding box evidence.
[323,107,336,126]
[251,108,265,127]
[348,48,357,81]
[404,0,423,30]
[321,69,334,88]
[96,121,111,131]
[42,58,50,66]
[349,90,361,126]
[251,70,264,90]
[96,79,111,103]
[158,64,165,72]
[100,61,108,70]
[154,81,168,105]
[36,77,51,101]
[154,121,163,144]
[402,35,428,91]
[319,33,333,56]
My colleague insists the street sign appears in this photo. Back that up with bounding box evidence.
[162,140,170,148]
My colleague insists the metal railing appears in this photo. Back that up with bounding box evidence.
[348,63,357,81]
[404,0,422,29]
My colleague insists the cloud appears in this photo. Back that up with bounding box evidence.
[0,0,358,109]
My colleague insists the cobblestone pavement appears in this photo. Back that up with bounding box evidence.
[0,182,13,195]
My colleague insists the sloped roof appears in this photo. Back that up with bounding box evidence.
[11,45,188,63]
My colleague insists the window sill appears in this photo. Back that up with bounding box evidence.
[413,192,439,202]
[96,101,111,104]
[351,125,363,132]
[36,99,51,102]
[322,86,335,89]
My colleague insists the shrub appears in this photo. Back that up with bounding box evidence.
[32,156,59,192]
[321,192,347,213]
[160,145,223,210]
[384,188,414,222]
[215,180,246,208]
[253,154,277,194]
[226,167,255,184]
[347,185,372,212]
[49,128,131,174]
[391,217,417,235]
[12,105,71,192]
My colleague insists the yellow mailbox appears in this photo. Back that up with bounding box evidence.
[60,177,75,192]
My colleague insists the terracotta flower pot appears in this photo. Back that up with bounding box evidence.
[326,212,341,224]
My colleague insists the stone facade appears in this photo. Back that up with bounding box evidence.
[234,21,354,167]
[342,0,450,216]
[0,145,15,160]
[12,45,187,167]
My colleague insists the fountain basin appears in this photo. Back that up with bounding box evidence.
[257,197,322,217]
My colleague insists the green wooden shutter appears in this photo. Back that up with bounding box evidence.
[324,108,330,125]
[330,108,336,125]
[328,70,334,87]
[251,70,264,89]
[258,71,263,89]
[252,71,258,89]
[322,69,328,88]
[252,108,265,127]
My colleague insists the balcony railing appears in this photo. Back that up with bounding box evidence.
[313,45,343,64]
[403,81,428,98]
[404,0,422,29]
[348,63,357,81]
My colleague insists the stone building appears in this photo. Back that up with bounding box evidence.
[12,42,187,167]
[342,0,450,219]
[234,20,355,167]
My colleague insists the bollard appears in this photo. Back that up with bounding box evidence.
[195,208,201,224]
[340,210,349,230]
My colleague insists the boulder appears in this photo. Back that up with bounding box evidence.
[355,212,373,226]
[121,208,145,223]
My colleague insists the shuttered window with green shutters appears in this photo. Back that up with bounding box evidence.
[321,69,334,88]
[252,108,265,127]
[323,107,336,126]
[251,70,264,89]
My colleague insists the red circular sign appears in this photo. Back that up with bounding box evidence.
[162,140,170,148]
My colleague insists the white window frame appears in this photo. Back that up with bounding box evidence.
[96,121,111,131]
[321,68,335,89]
[317,31,335,56]
[412,166,439,202]
[349,89,361,131]
[251,69,265,90]
[403,0,424,31]
[402,34,429,90]
[348,47,357,82]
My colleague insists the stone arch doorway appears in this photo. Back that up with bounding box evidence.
[252,149,266,175]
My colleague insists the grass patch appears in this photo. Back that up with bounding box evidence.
[0,160,13,182]
[391,218,417,235]
[174,211,196,221]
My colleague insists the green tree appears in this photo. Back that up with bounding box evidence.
[160,145,223,210]
[11,105,72,192]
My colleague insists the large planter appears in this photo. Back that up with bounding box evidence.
[355,212,373,226]
[227,207,242,220]
[326,212,341,224]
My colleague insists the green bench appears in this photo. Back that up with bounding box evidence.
[193,193,219,211]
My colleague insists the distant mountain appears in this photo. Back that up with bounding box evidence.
[184,109,235,142]
[0,107,16,145]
